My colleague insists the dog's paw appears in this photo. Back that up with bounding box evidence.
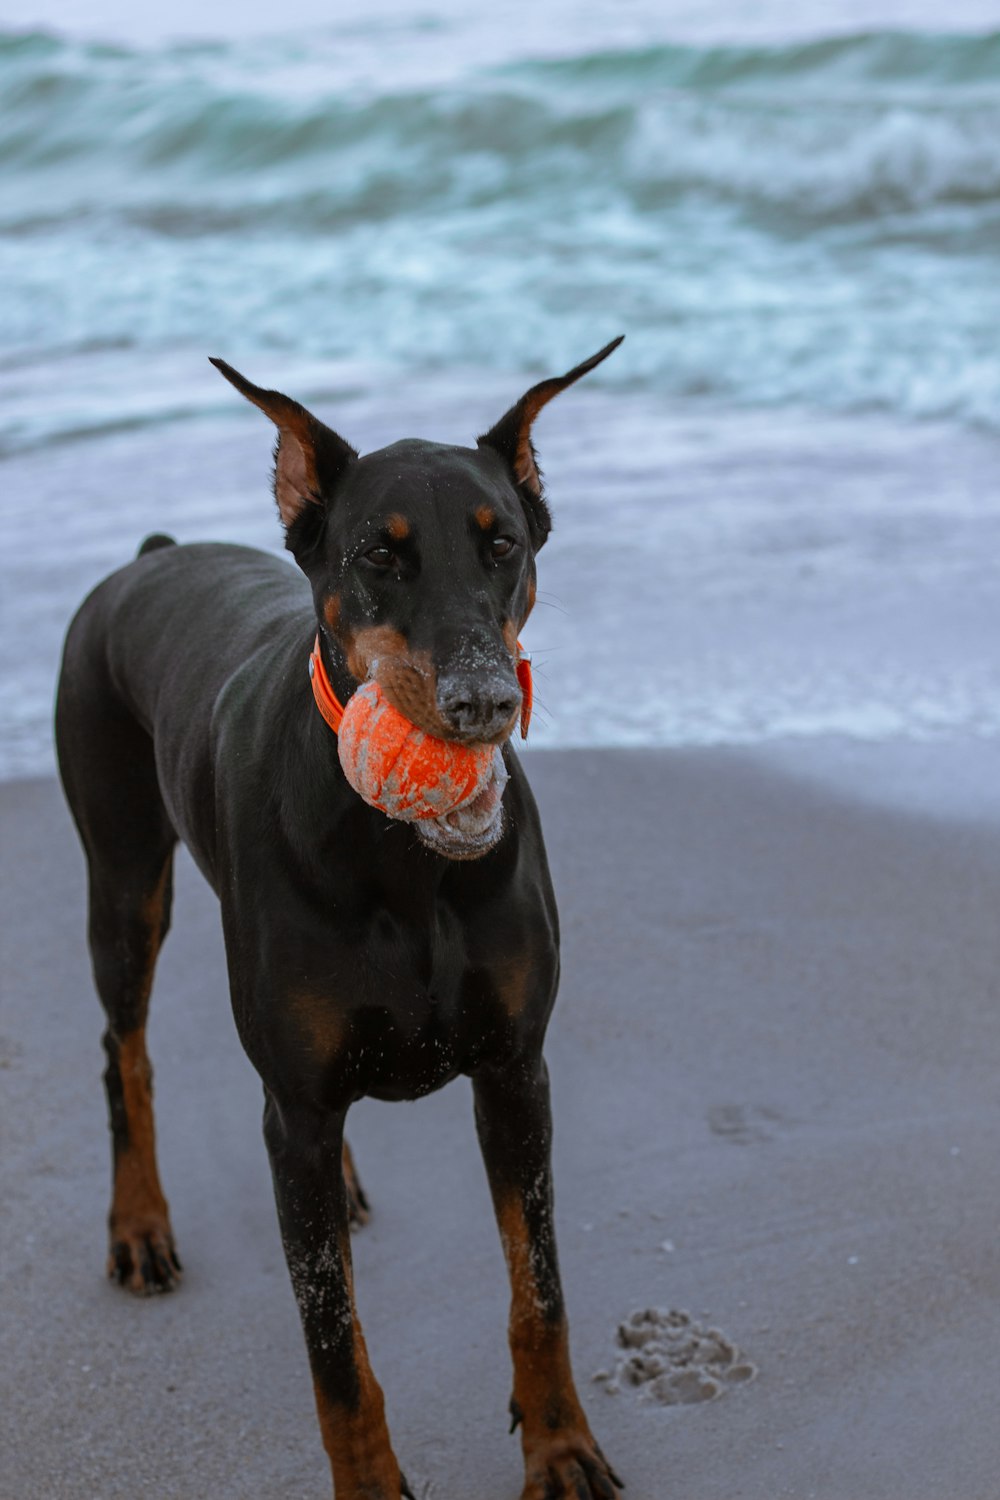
[521,1430,624,1500]
[330,1462,413,1500]
[108,1221,182,1294]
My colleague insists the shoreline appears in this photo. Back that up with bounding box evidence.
[3,747,1000,1498]
[5,394,1000,783]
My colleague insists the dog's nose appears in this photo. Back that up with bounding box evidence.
[436,671,520,741]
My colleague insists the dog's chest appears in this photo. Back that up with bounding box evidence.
[357,902,512,1099]
[284,898,518,1104]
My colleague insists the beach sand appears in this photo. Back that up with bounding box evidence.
[2,749,999,1499]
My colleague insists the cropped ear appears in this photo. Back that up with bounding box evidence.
[477,336,623,546]
[209,358,358,542]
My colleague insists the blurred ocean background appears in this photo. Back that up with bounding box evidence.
[1,0,999,780]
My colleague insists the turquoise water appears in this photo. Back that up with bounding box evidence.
[2,7,1000,775]
[2,24,999,450]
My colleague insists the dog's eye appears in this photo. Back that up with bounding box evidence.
[491,536,516,559]
[363,546,395,569]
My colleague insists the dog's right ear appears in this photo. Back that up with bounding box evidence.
[210,359,357,546]
[477,336,623,550]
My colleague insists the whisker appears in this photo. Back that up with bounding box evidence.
[520,648,563,663]
[527,690,553,721]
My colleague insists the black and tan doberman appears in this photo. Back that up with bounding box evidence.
[55,338,624,1500]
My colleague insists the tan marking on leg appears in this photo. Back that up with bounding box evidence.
[109,1028,177,1291]
[105,854,179,1292]
[134,858,171,1000]
[342,1138,370,1226]
[114,1033,164,1217]
[313,1374,401,1497]
[497,1197,620,1496]
[498,1196,585,1434]
[312,1232,401,1496]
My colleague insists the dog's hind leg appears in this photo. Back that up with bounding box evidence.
[57,655,181,1294]
[90,839,181,1293]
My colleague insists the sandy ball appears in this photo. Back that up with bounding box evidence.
[338,680,495,822]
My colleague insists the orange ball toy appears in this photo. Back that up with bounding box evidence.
[337,680,495,823]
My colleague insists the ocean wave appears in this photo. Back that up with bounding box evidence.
[1,25,998,439]
[516,28,1000,88]
[2,27,998,218]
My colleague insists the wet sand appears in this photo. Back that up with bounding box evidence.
[3,749,1000,1499]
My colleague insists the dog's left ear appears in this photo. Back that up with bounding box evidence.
[477,336,623,547]
[209,358,358,549]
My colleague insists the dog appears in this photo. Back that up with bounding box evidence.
[55,337,624,1500]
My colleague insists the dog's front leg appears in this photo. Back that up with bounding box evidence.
[263,1093,408,1500]
[473,1059,623,1500]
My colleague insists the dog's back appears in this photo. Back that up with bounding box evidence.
[57,540,312,879]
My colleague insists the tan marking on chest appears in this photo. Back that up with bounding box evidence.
[287,990,347,1067]
[497,955,534,1018]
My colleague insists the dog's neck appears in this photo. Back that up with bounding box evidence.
[315,630,358,723]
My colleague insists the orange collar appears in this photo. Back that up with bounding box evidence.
[308,636,533,740]
[308,635,348,734]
